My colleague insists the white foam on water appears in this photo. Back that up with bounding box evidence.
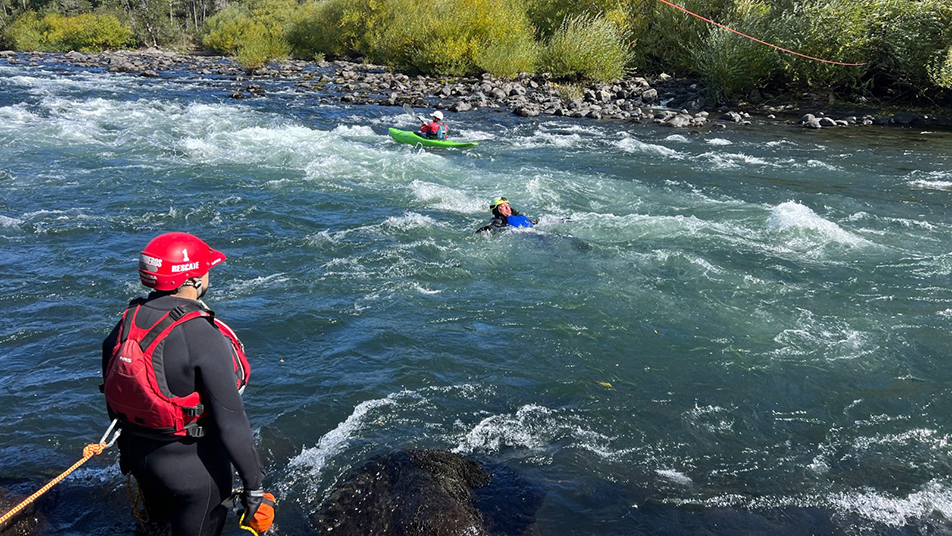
[771,308,877,361]
[706,138,733,146]
[701,151,776,170]
[766,140,797,147]
[806,159,840,171]
[515,131,585,149]
[0,215,22,228]
[452,404,627,462]
[614,137,683,159]
[287,391,422,477]
[909,180,952,191]
[330,124,378,138]
[828,480,952,528]
[665,134,689,143]
[0,103,38,128]
[410,180,484,214]
[766,201,872,249]
[384,211,442,230]
[656,469,694,485]
[938,309,952,317]
[851,428,949,451]
[224,274,289,296]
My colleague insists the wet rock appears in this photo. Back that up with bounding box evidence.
[312,449,541,536]
[800,114,822,129]
[586,110,602,120]
[641,89,658,103]
[0,487,44,535]
[661,113,693,128]
[720,111,745,123]
[450,100,472,113]
[140,70,160,78]
[515,105,540,117]
[891,111,920,125]
[818,117,838,127]
[0,50,16,58]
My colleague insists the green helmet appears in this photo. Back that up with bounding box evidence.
[489,196,509,211]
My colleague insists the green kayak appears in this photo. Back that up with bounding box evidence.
[388,128,478,148]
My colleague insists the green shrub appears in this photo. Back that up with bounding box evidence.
[3,11,132,52]
[44,12,133,52]
[474,37,539,78]
[286,0,376,58]
[234,22,290,70]
[360,0,537,76]
[4,11,45,51]
[861,0,952,93]
[539,13,630,81]
[525,0,629,38]
[203,0,297,54]
[693,0,780,102]
[625,0,734,74]
[931,45,952,89]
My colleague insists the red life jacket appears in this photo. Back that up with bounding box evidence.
[103,300,250,438]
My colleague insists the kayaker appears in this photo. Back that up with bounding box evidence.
[101,232,274,536]
[476,197,535,234]
[420,110,449,140]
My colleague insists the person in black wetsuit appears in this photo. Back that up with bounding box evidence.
[101,232,269,536]
[476,196,535,234]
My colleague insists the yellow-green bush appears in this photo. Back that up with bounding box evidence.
[234,23,290,70]
[539,14,630,81]
[359,0,538,76]
[203,0,297,54]
[286,0,377,58]
[3,11,132,52]
[474,38,539,78]
[4,11,45,51]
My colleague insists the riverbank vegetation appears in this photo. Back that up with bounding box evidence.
[1,0,950,103]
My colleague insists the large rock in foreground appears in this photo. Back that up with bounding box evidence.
[313,449,541,535]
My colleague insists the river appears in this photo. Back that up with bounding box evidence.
[1,55,952,535]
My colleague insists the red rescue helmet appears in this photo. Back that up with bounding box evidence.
[138,232,226,291]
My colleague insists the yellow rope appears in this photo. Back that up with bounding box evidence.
[0,442,105,528]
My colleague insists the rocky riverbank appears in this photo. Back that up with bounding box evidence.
[2,48,949,131]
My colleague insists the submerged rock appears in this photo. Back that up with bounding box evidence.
[313,449,542,536]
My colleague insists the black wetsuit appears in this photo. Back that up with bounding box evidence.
[476,209,527,234]
[102,294,264,536]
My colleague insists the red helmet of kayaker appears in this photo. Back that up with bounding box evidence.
[138,232,226,291]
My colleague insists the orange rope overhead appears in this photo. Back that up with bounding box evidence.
[654,0,867,66]
[0,443,106,528]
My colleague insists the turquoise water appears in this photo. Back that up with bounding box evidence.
[2,56,952,535]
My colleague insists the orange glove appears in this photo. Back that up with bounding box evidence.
[238,490,276,535]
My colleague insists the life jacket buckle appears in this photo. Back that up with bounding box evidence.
[184,404,204,417]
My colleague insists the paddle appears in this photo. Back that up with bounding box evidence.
[402,103,427,124]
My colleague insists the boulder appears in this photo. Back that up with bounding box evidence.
[818,117,838,127]
[801,114,822,129]
[0,50,16,58]
[891,112,920,125]
[515,105,541,117]
[641,89,658,103]
[450,101,472,113]
[720,111,744,123]
[312,450,541,536]
[139,70,161,78]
